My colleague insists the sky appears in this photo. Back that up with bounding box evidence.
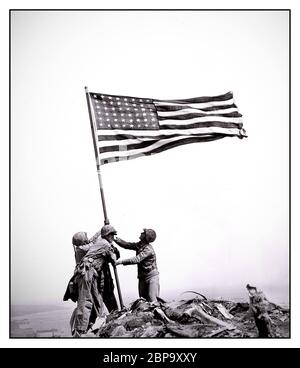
[11,10,289,306]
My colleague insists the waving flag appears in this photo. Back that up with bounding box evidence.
[88,91,246,165]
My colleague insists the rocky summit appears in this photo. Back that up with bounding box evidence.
[85,294,289,338]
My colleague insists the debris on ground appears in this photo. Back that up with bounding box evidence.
[92,293,289,338]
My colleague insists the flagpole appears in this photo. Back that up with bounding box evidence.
[85,86,109,225]
[85,86,125,310]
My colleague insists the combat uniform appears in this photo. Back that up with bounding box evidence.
[249,290,273,337]
[64,235,118,335]
[115,238,160,302]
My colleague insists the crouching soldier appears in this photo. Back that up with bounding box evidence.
[246,284,273,338]
[114,228,160,302]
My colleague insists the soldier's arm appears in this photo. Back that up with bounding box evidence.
[119,246,152,265]
[89,229,102,244]
[114,237,139,250]
[78,243,90,252]
[111,245,120,259]
[103,245,117,265]
[78,229,101,251]
[108,251,117,265]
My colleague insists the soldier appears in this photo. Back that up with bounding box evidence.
[71,230,101,265]
[64,225,119,337]
[246,284,273,338]
[114,228,160,302]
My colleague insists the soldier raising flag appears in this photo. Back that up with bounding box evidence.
[115,229,160,302]
[64,87,246,337]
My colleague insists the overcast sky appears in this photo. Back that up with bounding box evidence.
[11,10,289,306]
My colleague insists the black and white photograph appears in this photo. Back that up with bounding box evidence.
[9,9,290,342]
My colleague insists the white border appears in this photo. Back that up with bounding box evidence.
[1,0,298,349]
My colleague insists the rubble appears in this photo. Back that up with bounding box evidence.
[92,295,289,338]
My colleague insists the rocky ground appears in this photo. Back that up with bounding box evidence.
[87,294,289,338]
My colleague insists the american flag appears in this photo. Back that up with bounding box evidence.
[88,91,246,165]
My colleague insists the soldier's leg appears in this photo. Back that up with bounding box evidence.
[103,293,118,313]
[101,265,118,312]
[255,315,271,338]
[88,306,97,330]
[70,307,77,336]
[138,279,148,299]
[261,315,273,337]
[146,275,160,302]
[73,277,93,335]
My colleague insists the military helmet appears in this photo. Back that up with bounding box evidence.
[101,224,117,237]
[143,228,156,243]
[72,232,89,246]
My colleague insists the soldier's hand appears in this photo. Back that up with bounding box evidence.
[110,253,117,265]
[112,246,120,259]
[115,260,122,266]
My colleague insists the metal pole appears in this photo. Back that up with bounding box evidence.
[85,86,109,224]
[113,265,125,309]
[85,86,124,309]
[97,169,109,225]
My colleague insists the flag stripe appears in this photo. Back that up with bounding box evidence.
[99,135,226,164]
[97,134,186,145]
[154,98,234,109]
[155,103,238,112]
[97,123,243,153]
[156,91,233,104]
[96,121,241,147]
[97,134,167,142]
[99,139,159,153]
[96,126,245,137]
[98,135,190,160]
[98,137,154,148]
[95,120,244,140]
[159,121,243,130]
[99,130,233,153]
[157,108,240,117]
[159,116,243,125]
